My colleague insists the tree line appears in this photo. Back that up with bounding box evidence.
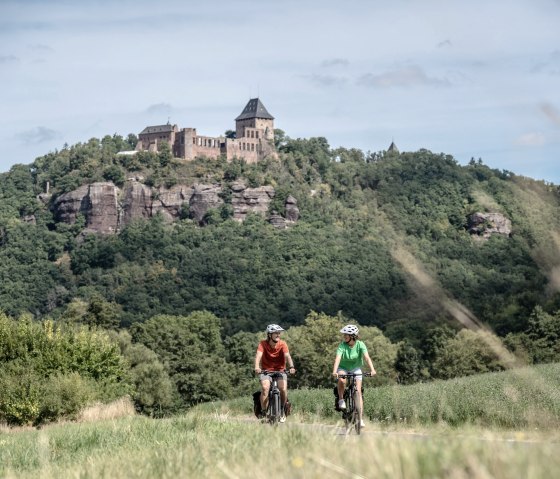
[1,132,560,423]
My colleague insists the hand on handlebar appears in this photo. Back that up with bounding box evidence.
[255,368,262,375]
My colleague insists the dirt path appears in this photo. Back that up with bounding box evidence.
[229,414,555,444]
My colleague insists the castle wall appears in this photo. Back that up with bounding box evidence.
[138,126,177,152]
[174,128,224,161]
[137,100,276,163]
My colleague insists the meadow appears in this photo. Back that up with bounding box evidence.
[1,364,559,479]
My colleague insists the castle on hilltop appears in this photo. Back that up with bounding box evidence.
[135,98,277,163]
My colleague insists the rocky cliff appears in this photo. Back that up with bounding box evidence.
[52,180,298,234]
[468,212,512,239]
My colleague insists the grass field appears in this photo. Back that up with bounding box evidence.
[1,364,559,478]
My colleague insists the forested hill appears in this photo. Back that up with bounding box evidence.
[1,133,559,346]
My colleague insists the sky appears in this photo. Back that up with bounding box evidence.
[1,0,559,183]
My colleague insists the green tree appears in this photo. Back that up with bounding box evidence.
[131,311,237,407]
[395,341,425,384]
[432,329,509,379]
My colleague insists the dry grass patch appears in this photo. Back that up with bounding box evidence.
[78,396,136,423]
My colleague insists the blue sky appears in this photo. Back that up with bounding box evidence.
[1,0,559,183]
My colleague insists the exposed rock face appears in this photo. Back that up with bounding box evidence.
[189,184,223,223]
[84,183,119,234]
[269,212,287,229]
[54,185,90,224]
[285,195,299,222]
[468,212,512,239]
[231,182,275,221]
[54,183,120,234]
[122,182,153,224]
[52,180,298,233]
[153,185,193,222]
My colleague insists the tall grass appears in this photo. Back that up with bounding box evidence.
[1,363,559,478]
[0,413,560,479]
[1,412,559,478]
[208,363,560,429]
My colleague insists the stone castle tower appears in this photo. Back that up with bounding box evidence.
[136,98,277,163]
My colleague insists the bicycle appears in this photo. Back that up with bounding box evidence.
[260,370,287,426]
[336,372,372,435]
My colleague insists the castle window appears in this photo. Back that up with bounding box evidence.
[256,131,259,139]
[251,143,254,151]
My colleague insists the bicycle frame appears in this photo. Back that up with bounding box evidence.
[261,370,286,425]
[337,372,371,435]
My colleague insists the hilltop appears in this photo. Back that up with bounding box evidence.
[1,133,559,340]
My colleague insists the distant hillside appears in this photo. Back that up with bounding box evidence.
[1,133,559,346]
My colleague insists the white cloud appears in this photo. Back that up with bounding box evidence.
[14,126,62,145]
[0,0,559,184]
[145,103,173,115]
[0,54,19,63]
[356,66,450,88]
[320,58,350,68]
[303,74,348,88]
[515,132,546,146]
[531,50,560,75]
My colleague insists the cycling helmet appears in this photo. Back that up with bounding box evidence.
[266,324,285,334]
[340,324,359,336]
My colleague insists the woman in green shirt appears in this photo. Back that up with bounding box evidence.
[332,324,376,427]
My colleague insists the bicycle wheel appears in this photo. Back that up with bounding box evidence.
[353,390,361,435]
[270,392,281,425]
[343,390,352,431]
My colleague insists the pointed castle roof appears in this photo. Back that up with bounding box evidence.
[235,98,274,121]
[387,141,399,153]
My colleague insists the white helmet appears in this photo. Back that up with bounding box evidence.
[266,324,285,334]
[340,324,359,336]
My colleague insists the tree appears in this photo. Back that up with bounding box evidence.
[432,329,509,379]
[108,330,175,416]
[131,311,238,407]
[395,341,425,384]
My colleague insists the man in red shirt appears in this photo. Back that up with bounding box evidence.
[254,324,296,422]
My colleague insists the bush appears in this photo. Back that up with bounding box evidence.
[0,362,41,425]
[0,313,130,425]
[37,372,97,424]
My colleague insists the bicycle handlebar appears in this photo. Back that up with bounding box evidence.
[336,372,373,378]
[260,370,288,376]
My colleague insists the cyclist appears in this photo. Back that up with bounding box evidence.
[254,324,296,422]
[332,324,376,427]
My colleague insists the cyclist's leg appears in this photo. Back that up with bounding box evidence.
[355,377,363,423]
[337,368,347,401]
[259,374,271,412]
[277,373,288,408]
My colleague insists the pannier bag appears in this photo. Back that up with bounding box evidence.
[333,386,341,411]
[284,399,292,416]
[253,391,262,418]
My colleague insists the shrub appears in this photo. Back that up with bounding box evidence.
[0,313,130,425]
[37,372,97,424]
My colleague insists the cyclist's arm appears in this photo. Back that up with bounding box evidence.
[363,351,376,375]
[332,353,342,377]
[254,350,263,374]
[285,352,295,373]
